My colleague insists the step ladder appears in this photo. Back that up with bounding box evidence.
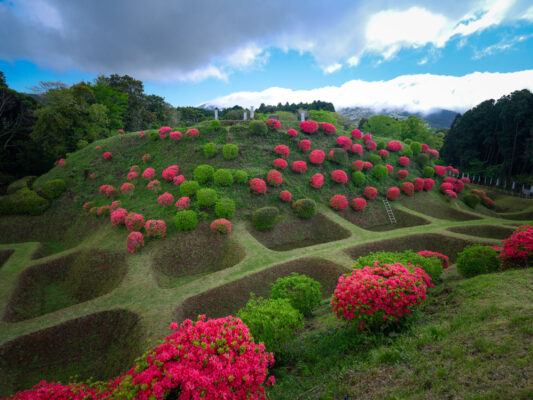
[382,198,397,224]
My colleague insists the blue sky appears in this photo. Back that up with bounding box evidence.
[1,0,533,112]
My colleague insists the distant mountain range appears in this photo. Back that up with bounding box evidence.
[338,107,458,130]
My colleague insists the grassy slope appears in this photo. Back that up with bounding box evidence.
[0,124,532,397]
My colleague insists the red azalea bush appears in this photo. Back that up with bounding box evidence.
[170,131,182,140]
[273,158,288,169]
[461,177,471,183]
[159,126,171,139]
[158,192,175,207]
[352,160,364,171]
[386,141,403,152]
[127,171,138,181]
[350,143,363,155]
[185,128,199,137]
[266,118,281,130]
[421,143,429,152]
[250,178,267,194]
[336,136,352,150]
[319,122,336,135]
[125,213,145,232]
[434,165,447,176]
[142,168,155,180]
[291,161,307,174]
[99,184,117,198]
[309,149,325,164]
[378,149,389,159]
[110,200,121,211]
[440,182,454,193]
[363,161,373,171]
[90,173,96,179]
[351,129,362,140]
[173,175,186,185]
[176,196,191,210]
[287,128,298,137]
[330,195,348,211]
[267,170,283,186]
[140,130,145,137]
[142,153,151,163]
[397,170,408,180]
[500,225,533,269]
[56,158,66,167]
[454,180,464,193]
[300,120,319,134]
[400,182,415,196]
[444,189,457,199]
[332,262,432,329]
[103,152,112,160]
[299,139,311,152]
[417,250,450,269]
[423,178,435,191]
[127,231,144,253]
[5,380,113,400]
[97,206,111,217]
[387,187,400,200]
[428,149,439,159]
[147,180,160,192]
[309,173,324,189]
[351,197,367,211]
[366,140,377,151]
[398,156,410,167]
[385,164,394,174]
[95,146,102,150]
[162,165,179,181]
[362,133,372,142]
[331,170,348,184]
[130,165,140,174]
[280,190,292,202]
[145,220,167,238]
[120,182,135,196]
[111,208,128,227]
[414,178,424,191]
[210,218,232,234]
[364,186,378,200]
[274,145,290,159]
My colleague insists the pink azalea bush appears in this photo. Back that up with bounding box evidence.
[147,180,160,192]
[176,196,191,210]
[287,128,298,138]
[398,156,410,167]
[350,143,363,155]
[274,145,290,159]
[210,219,232,234]
[386,141,403,152]
[273,158,288,169]
[417,250,449,269]
[331,170,348,184]
[103,152,112,160]
[330,195,348,211]
[364,186,378,200]
[158,126,171,139]
[363,161,373,171]
[365,140,377,151]
[110,208,128,227]
[385,164,394,174]
[421,143,429,152]
[142,153,151,163]
[170,130,182,140]
[266,119,281,130]
[95,145,102,150]
[309,173,324,189]
[56,158,66,167]
[336,136,352,150]
[145,220,167,238]
[319,122,336,135]
[434,165,447,177]
[120,182,135,196]
[280,190,292,202]
[142,168,156,180]
[309,149,325,165]
[127,171,139,181]
[351,129,362,140]
[162,165,179,181]
[291,160,307,174]
[414,178,425,192]
[185,128,198,137]
[352,160,364,171]
[397,170,408,180]
[300,120,318,134]
[267,170,283,186]
[125,213,145,232]
[299,139,311,152]
[362,133,372,142]
[500,225,533,269]
[250,178,267,194]
[110,200,121,211]
[387,187,401,200]
[423,178,435,191]
[400,182,414,196]
[428,149,439,159]
[173,175,186,185]
[351,197,367,211]
[158,192,175,207]
[378,149,389,159]
[127,231,144,253]
[99,184,117,198]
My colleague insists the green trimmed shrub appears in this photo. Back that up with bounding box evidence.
[173,210,198,232]
[215,198,236,219]
[76,139,89,150]
[292,198,317,219]
[410,142,422,154]
[270,273,322,317]
[193,164,215,183]
[457,245,500,278]
[415,153,430,167]
[41,179,66,199]
[7,176,35,194]
[400,148,413,158]
[234,170,248,184]
[203,142,218,158]
[0,187,50,216]
[352,170,366,186]
[368,154,382,165]
[237,296,304,353]
[464,193,481,208]
[209,119,221,131]
[197,188,218,208]
[377,141,386,150]
[229,123,248,136]
[373,164,389,180]
[249,120,267,136]
[252,206,279,230]
[180,180,200,197]
[423,166,435,178]
[150,130,159,141]
[354,250,443,282]
[404,138,412,145]
[213,169,234,186]
[222,143,239,160]
[329,148,349,165]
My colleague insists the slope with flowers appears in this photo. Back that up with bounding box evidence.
[0,119,532,399]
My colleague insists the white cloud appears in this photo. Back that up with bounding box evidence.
[522,5,533,21]
[418,58,428,65]
[204,70,533,113]
[224,43,268,70]
[139,65,228,83]
[347,55,360,67]
[452,0,515,36]
[473,33,533,58]
[323,63,342,74]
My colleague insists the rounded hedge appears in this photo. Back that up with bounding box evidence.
[193,165,215,184]
[373,164,389,180]
[368,154,382,165]
[222,143,239,160]
[457,245,500,278]
[423,166,435,178]
[292,198,317,219]
[180,180,200,197]
[149,130,159,141]
[271,273,322,317]
[249,120,267,136]
[215,198,236,219]
[197,188,218,208]
[213,169,234,186]
[252,206,279,230]
[377,141,386,150]
[351,170,366,186]
[464,193,481,208]
[41,179,66,199]
[328,148,348,165]
[234,170,249,184]
[209,119,222,131]
[415,153,430,167]
[6,176,35,194]
[400,148,413,158]
[410,142,422,154]
[173,210,198,231]
[203,142,218,158]
[0,187,49,216]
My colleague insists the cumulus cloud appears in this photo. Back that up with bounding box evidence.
[204,70,533,113]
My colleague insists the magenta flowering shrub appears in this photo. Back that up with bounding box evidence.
[400,182,414,196]
[120,182,135,196]
[127,171,139,181]
[147,180,161,192]
[142,168,156,180]
[332,262,432,329]
[414,177,424,191]
[500,225,533,269]
[366,140,377,151]
[159,126,171,139]
[330,195,348,211]
[176,196,191,210]
[95,145,102,150]
[386,141,403,152]
[210,218,232,234]
[125,213,145,232]
[434,165,447,176]
[99,184,117,198]
[55,158,66,167]
[127,231,144,253]
[319,122,336,135]
[363,161,373,171]
[444,190,457,199]
[250,178,267,194]
[145,220,167,238]
[118,129,125,134]
[309,173,324,189]
[387,187,401,200]
[352,160,364,171]
[274,145,290,159]
[461,177,471,183]
[280,190,292,202]
[309,149,325,165]
[267,170,283,186]
[103,152,112,160]
[5,381,113,400]
[351,129,362,140]
[397,170,408,180]
[362,133,372,142]
[417,250,449,269]
[331,170,348,184]
[97,206,111,217]
[385,164,394,174]
[90,173,96,179]
[162,165,179,181]
[378,149,389,159]
[287,128,298,137]
[111,208,128,227]
[351,197,367,211]
[83,201,95,211]
[423,178,435,191]
[173,175,186,185]
[398,156,410,167]
[336,136,352,150]
[421,143,429,152]
[170,130,182,140]
[428,149,439,159]
[454,180,464,193]
[350,143,363,155]
[266,119,281,130]
[273,158,288,169]
[291,160,307,174]
[158,192,175,207]
[299,139,311,152]
[140,130,145,137]
[142,153,151,163]
[185,128,199,137]
[300,120,318,134]
[440,182,454,193]
[364,186,378,200]
[110,200,121,211]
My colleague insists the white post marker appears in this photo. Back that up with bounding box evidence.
[250,106,254,119]
[300,111,305,122]
[214,109,218,120]
[512,181,516,190]
[496,178,499,186]
[243,111,247,121]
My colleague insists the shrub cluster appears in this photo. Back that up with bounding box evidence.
[213,169,234,186]
[180,180,200,197]
[457,245,500,278]
[267,170,283,186]
[234,170,249,184]
[300,120,318,134]
[215,198,236,219]
[249,120,267,135]
[0,187,49,216]
[222,143,239,160]
[252,206,279,230]
[309,173,324,189]
[292,198,317,219]
[309,149,325,164]
[174,210,198,231]
[197,188,218,208]
[203,142,218,158]
[330,194,348,210]
[210,218,232,234]
[273,158,288,169]
[271,273,322,317]
[373,164,389,180]
[41,179,66,199]
[194,164,215,183]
